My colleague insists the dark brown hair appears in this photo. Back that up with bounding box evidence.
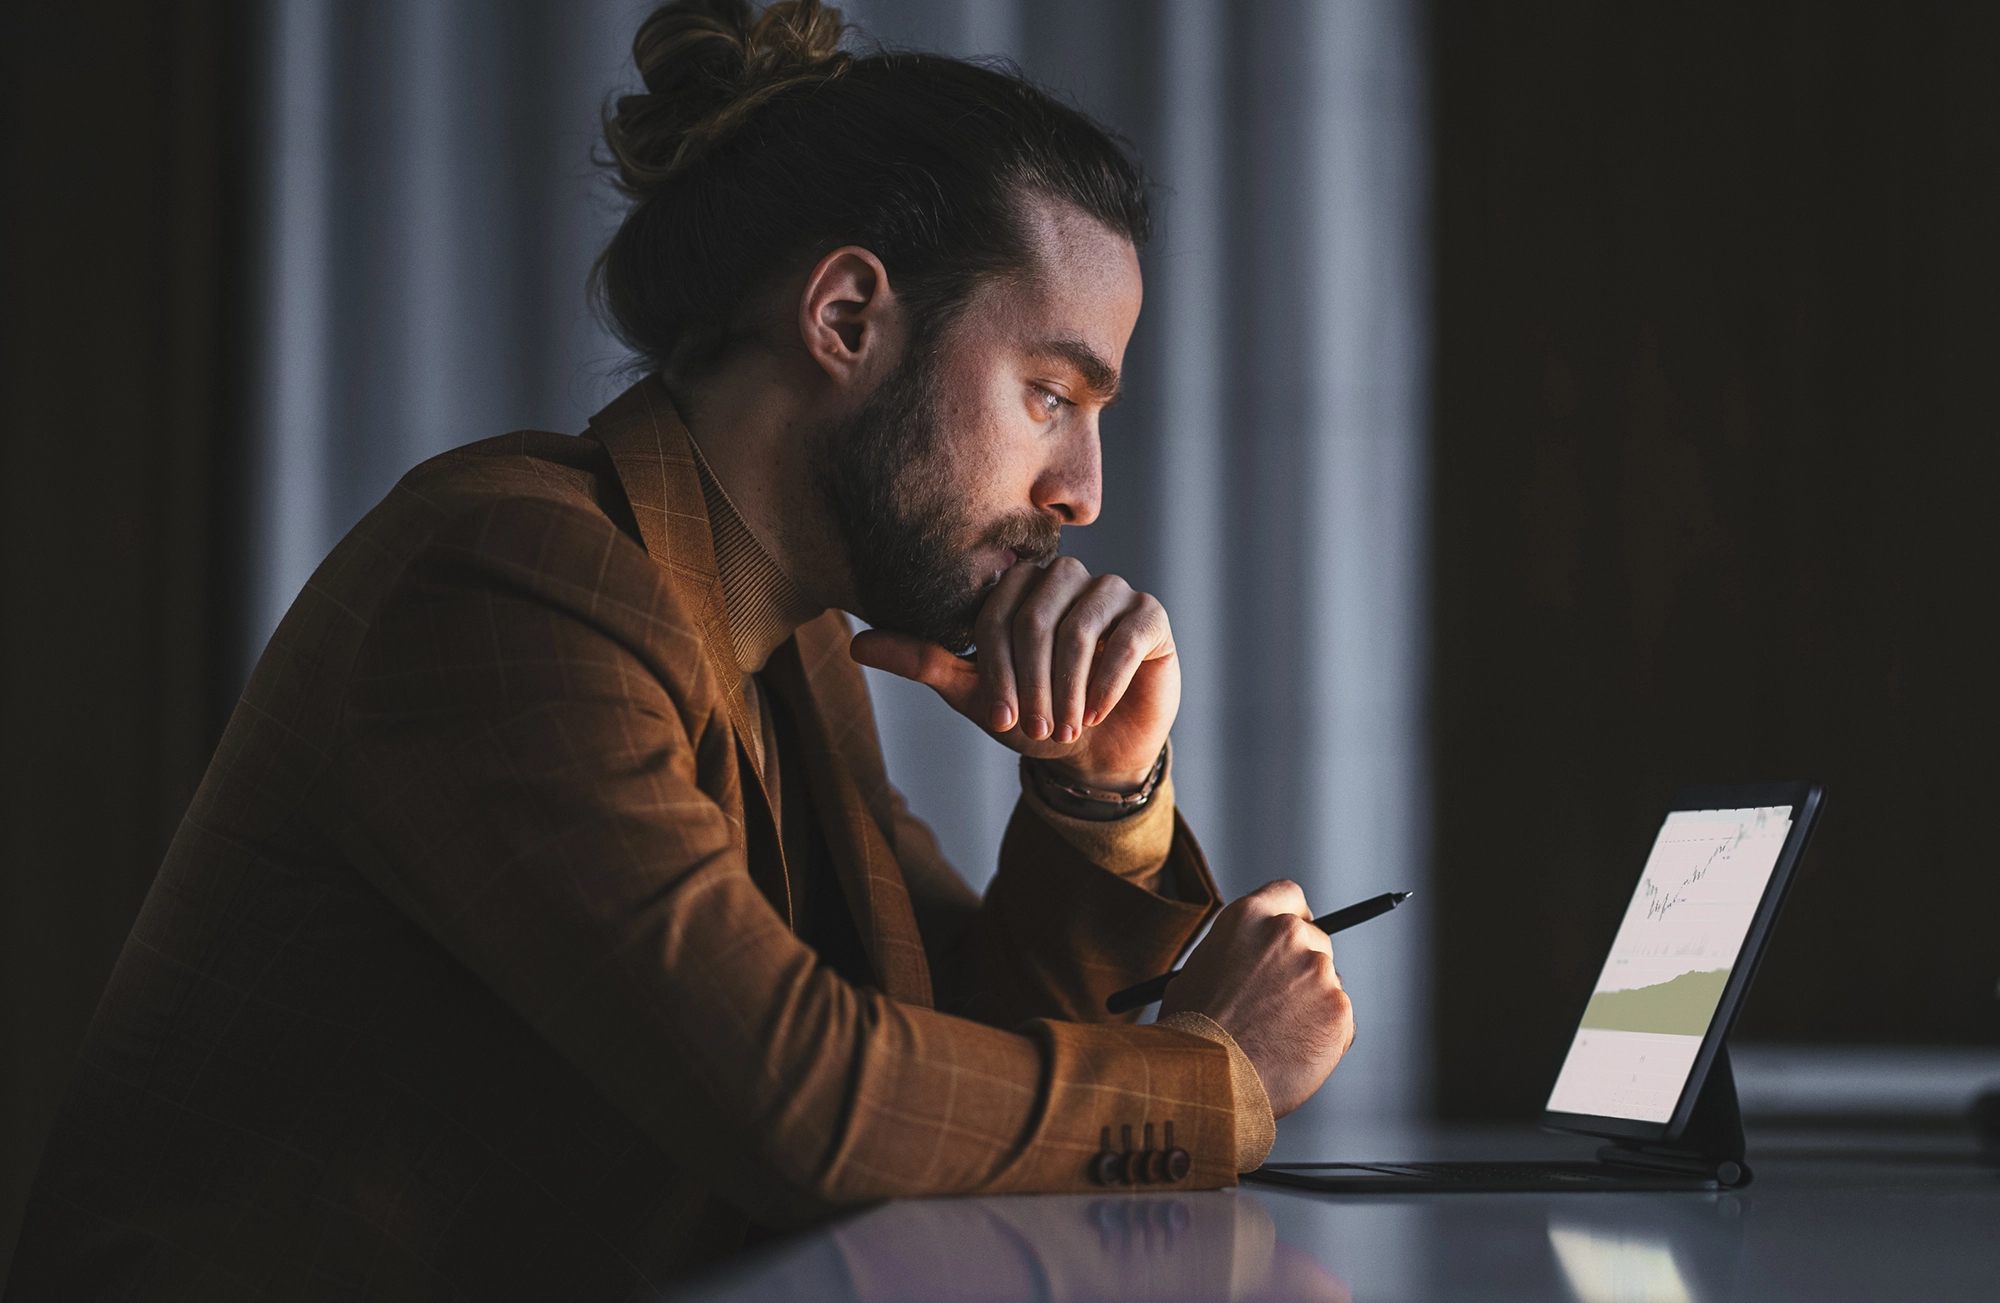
[596,0,1151,378]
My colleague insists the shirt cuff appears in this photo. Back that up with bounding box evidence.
[1155,1011,1276,1172]
[1017,747,1177,887]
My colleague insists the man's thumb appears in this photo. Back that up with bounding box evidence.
[848,629,980,716]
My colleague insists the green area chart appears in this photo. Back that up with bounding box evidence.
[1579,968,1731,1036]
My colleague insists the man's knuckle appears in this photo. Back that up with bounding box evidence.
[1103,619,1144,651]
[1057,616,1095,649]
[1117,599,1154,633]
[1014,607,1054,638]
[1064,589,1113,624]
[1273,917,1314,950]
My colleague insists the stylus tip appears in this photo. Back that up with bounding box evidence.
[1392,891,1414,903]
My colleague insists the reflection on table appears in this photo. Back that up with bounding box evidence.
[676,1190,1347,1303]
[668,1126,2000,1303]
[1545,1197,1743,1303]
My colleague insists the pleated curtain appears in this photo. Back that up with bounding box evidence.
[245,0,1430,1124]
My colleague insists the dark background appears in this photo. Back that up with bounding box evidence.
[1430,0,2000,1115]
[2,0,253,1275]
[3,0,1996,1273]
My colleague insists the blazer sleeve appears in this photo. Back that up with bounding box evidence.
[969,793,1221,1026]
[331,497,1240,1227]
[874,735,1221,1027]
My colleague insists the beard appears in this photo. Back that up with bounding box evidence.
[809,341,1060,654]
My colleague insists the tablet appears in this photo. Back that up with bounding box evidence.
[1543,780,1824,1145]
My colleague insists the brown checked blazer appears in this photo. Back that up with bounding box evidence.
[7,378,1236,1301]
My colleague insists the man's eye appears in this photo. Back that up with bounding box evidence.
[1034,388,1068,417]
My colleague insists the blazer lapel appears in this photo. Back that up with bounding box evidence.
[587,376,932,1008]
[767,622,936,1009]
[585,378,740,708]
[587,378,790,922]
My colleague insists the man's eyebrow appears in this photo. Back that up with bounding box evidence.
[1034,336,1122,405]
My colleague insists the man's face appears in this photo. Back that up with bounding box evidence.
[812,203,1143,651]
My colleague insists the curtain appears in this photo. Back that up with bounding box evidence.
[245,0,1430,1123]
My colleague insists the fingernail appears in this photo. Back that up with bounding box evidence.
[991,702,1015,731]
[1029,715,1050,740]
[1084,710,1100,727]
[1057,724,1076,744]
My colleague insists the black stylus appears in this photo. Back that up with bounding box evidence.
[1104,890,1414,1015]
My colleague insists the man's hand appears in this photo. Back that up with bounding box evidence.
[1159,881,1355,1118]
[849,556,1178,792]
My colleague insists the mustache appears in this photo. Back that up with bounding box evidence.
[978,510,1062,568]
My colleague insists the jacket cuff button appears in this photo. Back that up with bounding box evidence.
[1164,1121,1191,1182]
[1089,1126,1125,1185]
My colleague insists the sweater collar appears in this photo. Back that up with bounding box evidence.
[685,436,823,673]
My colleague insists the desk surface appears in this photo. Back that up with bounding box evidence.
[665,1124,1999,1302]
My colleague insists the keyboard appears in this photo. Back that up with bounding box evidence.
[1249,1160,1734,1194]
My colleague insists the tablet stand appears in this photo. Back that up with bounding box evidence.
[1596,1042,1752,1188]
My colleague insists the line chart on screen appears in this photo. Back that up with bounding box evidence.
[1546,807,1794,1122]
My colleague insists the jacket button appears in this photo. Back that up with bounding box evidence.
[1132,1123,1162,1183]
[1089,1126,1124,1185]
[1163,1121,1191,1182]
[1120,1121,1148,1184]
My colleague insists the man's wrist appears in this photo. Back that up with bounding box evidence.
[1038,755,1157,794]
[1026,744,1168,822]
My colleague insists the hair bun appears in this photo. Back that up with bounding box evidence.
[606,0,849,195]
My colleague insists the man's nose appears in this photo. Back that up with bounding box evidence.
[1033,419,1103,527]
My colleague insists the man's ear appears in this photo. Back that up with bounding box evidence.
[798,246,901,389]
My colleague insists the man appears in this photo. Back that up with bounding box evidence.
[8,2,1353,1296]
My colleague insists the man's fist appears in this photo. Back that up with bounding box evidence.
[1159,880,1355,1118]
[849,556,1178,792]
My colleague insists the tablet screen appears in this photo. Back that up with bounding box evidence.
[1545,805,1794,1123]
